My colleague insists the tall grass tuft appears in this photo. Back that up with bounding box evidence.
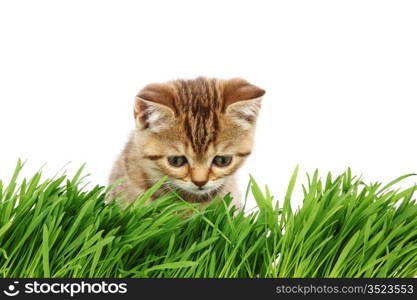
[0,161,416,278]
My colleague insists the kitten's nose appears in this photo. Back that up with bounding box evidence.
[192,180,207,187]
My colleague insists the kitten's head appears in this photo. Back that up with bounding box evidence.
[133,77,265,201]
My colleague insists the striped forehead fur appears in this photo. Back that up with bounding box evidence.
[172,77,223,154]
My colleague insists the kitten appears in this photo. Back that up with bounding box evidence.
[108,77,265,208]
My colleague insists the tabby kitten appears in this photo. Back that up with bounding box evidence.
[109,77,265,208]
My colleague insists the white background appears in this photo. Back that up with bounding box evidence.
[0,0,416,209]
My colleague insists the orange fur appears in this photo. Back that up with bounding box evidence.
[109,77,265,208]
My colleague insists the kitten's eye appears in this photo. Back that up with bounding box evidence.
[213,155,233,167]
[167,156,188,167]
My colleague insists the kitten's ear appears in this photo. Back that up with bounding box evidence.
[134,83,175,131]
[223,78,265,128]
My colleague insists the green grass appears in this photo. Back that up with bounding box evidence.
[1,160,417,278]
